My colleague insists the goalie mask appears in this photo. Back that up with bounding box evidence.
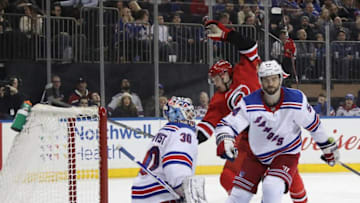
[163,96,195,123]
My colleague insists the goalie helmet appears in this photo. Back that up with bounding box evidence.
[208,60,233,77]
[163,96,195,123]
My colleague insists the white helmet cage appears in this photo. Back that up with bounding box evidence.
[163,96,195,122]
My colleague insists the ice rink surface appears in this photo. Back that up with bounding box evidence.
[110,173,360,203]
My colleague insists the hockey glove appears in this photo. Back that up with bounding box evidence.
[318,137,339,167]
[216,133,238,161]
[204,20,232,41]
[180,176,207,203]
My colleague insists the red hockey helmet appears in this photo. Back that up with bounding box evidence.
[208,60,233,77]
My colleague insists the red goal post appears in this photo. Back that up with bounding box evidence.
[0,104,108,203]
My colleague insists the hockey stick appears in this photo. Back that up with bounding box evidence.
[108,118,155,138]
[321,155,360,176]
[118,145,181,199]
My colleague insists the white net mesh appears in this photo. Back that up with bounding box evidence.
[0,104,105,203]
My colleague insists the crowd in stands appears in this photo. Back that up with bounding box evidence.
[0,75,359,119]
[1,0,360,118]
[1,0,360,66]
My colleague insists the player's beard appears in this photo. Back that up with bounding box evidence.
[263,84,280,95]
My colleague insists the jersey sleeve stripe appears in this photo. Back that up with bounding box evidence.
[239,43,257,54]
[197,121,215,138]
[305,114,320,132]
[163,151,193,161]
[239,44,258,61]
[132,182,169,199]
[219,119,240,135]
[162,155,193,168]
[162,125,180,132]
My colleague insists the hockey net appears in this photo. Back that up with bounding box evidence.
[0,104,108,203]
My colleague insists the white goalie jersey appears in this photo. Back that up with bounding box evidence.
[216,87,330,164]
[131,122,198,203]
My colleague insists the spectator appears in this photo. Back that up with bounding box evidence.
[301,0,321,14]
[195,91,209,118]
[322,0,334,11]
[349,17,360,40]
[41,75,68,107]
[78,97,89,107]
[271,29,296,79]
[237,4,255,25]
[111,92,138,117]
[158,96,168,117]
[124,9,151,61]
[128,0,142,19]
[0,8,12,34]
[244,15,256,25]
[0,77,25,118]
[224,3,237,25]
[115,7,134,62]
[331,29,353,79]
[336,93,360,116]
[51,5,73,61]
[337,0,358,22]
[151,15,177,62]
[330,16,350,40]
[329,3,339,20]
[19,4,43,38]
[280,0,303,18]
[68,77,90,106]
[302,2,320,21]
[108,78,144,116]
[89,92,101,106]
[0,85,12,119]
[281,15,295,38]
[271,29,287,62]
[313,93,335,116]
[168,13,195,62]
[315,8,333,34]
[55,0,98,8]
[295,29,315,79]
[314,33,326,79]
[144,83,166,117]
[115,1,124,13]
[295,15,316,40]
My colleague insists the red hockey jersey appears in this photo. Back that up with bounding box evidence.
[196,43,261,140]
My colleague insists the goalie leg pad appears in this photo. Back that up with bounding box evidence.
[181,176,207,203]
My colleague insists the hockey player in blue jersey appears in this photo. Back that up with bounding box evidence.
[131,96,206,203]
[215,60,340,203]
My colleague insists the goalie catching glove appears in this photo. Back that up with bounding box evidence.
[318,137,339,167]
[216,133,238,161]
[204,20,232,41]
[176,176,207,203]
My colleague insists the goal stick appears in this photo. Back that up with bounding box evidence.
[107,118,155,138]
[321,156,360,176]
[117,145,181,199]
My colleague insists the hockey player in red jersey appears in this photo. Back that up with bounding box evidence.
[196,20,308,203]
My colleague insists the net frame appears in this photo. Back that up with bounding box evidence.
[0,104,108,203]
